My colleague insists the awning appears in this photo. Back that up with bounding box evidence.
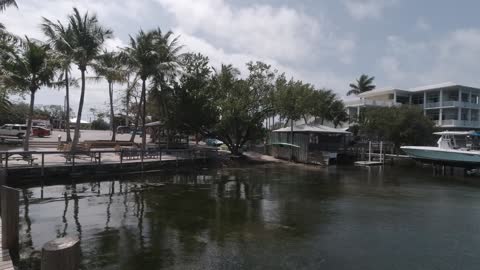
[271,142,301,148]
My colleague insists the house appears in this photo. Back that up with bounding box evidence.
[271,124,351,165]
[344,82,480,129]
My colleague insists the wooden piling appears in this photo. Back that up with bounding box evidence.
[1,186,19,255]
[41,235,80,270]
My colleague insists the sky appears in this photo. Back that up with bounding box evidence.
[2,0,480,119]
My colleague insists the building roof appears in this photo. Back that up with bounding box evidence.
[356,87,396,98]
[408,82,459,92]
[273,124,351,134]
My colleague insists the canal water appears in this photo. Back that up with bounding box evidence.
[18,164,480,269]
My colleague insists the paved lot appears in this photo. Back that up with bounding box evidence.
[34,129,143,143]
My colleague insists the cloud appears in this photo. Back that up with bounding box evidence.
[342,0,397,20]
[415,18,431,31]
[157,0,355,65]
[377,29,480,88]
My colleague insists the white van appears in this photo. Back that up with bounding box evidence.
[0,124,28,138]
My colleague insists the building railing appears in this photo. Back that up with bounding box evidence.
[344,99,401,107]
[425,101,480,109]
[435,120,480,128]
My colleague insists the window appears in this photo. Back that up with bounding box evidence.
[442,109,458,120]
[427,93,439,103]
[472,94,479,104]
[446,90,459,101]
[412,94,424,105]
[461,109,469,120]
[472,110,479,121]
[462,93,469,102]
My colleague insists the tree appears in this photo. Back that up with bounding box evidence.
[161,53,217,139]
[123,28,181,148]
[67,7,112,151]
[0,0,16,12]
[359,106,435,149]
[41,17,75,141]
[308,89,334,124]
[328,100,349,128]
[0,37,58,150]
[207,64,269,155]
[93,50,125,141]
[347,74,376,96]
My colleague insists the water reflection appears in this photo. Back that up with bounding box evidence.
[18,165,480,270]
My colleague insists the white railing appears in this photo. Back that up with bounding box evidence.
[436,120,480,128]
[344,99,400,107]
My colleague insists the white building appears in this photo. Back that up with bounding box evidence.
[345,82,480,129]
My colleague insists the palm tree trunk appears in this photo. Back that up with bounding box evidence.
[24,90,35,151]
[71,69,86,152]
[141,79,147,150]
[109,81,116,141]
[129,98,141,143]
[65,70,72,142]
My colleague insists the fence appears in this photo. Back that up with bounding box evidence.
[0,148,218,175]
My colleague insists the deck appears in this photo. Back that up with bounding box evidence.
[0,220,14,270]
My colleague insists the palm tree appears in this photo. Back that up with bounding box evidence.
[93,50,125,141]
[66,7,112,151]
[0,37,58,151]
[0,0,17,12]
[123,29,182,148]
[41,17,75,142]
[149,29,183,147]
[347,74,376,96]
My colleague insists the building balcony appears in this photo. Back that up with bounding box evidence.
[425,101,480,109]
[344,99,401,108]
[435,120,480,128]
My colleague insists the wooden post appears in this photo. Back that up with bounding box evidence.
[140,149,144,171]
[41,153,45,177]
[41,235,80,270]
[120,150,123,168]
[1,186,19,254]
[159,149,162,164]
[98,152,102,164]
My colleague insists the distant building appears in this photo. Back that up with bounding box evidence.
[271,124,351,165]
[345,82,480,130]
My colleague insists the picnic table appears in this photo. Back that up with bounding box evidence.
[0,152,38,166]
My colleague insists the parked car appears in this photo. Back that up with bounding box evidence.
[116,126,132,134]
[0,124,27,138]
[205,138,223,147]
[130,129,143,135]
[32,126,51,137]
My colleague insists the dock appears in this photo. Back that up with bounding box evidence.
[354,161,384,166]
[0,220,14,270]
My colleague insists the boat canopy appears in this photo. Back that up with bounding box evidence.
[433,131,474,136]
[271,142,301,148]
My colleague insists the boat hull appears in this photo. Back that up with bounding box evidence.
[401,146,480,168]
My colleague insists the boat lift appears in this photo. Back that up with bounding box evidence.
[355,141,385,166]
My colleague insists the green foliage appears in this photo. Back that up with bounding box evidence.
[359,106,436,148]
[208,64,269,154]
[91,118,110,130]
[347,74,376,96]
[0,37,59,150]
[274,78,348,127]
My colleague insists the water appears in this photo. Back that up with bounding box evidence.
[18,165,480,269]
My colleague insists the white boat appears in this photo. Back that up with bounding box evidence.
[401,131,480,167]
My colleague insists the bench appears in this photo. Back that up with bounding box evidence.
[62,143,100,164]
